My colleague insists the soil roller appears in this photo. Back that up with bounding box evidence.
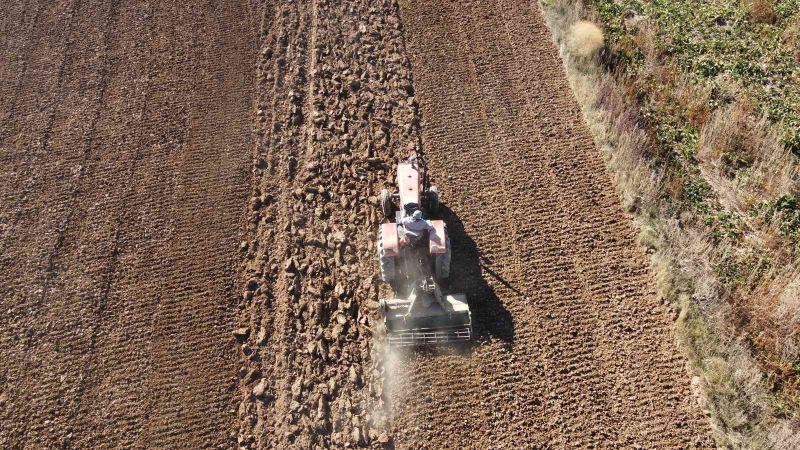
[377,157,472,346]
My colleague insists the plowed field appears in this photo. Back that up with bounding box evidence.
[0,0,712,449]
[0,1,256,447]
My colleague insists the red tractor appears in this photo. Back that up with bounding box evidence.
[377,157,472,346]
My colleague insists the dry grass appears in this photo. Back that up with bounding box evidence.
[697,99,756,167]
[655,217,798,448]
[751,269,800,384]
[567,21,604,58]
[593,76,662,212]
[674,75,713,128]
[745,123,800,201]
[784,16,800,63]
[698,100,799,211]
[741,0,778,25]
[632,17,662,70]
[540,0,800,445]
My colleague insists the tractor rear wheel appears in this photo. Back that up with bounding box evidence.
[435,235,451,280]
[428,185,439,214]
[380,188,393,218]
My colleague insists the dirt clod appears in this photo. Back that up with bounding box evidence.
[232,327,250,342]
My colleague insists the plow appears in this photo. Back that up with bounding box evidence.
[376,157,472,347]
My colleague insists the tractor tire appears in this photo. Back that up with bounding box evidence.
[378,229,396,283]
[379,298,388,316]
[380,188,393,218]
[428,185,439,214]
[435,235,451,280]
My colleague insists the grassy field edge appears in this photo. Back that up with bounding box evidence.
[538,0,799,447]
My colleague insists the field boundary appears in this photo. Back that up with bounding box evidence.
[538,0,799,447]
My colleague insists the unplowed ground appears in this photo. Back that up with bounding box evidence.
[0,0,711,448]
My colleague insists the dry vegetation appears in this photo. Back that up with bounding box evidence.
[542,0,800,446]
[567,21,604,57]
[698,100,799,212]
[742,0,778,24]
[785,16,800,62]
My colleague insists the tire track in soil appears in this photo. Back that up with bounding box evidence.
[0,1,257,448]
[247,1,315,446]
[391,0,713,448]
[1,1,121,445]
[0,0,42,135]
[0,0,80,311]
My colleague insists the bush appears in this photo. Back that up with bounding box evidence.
[567,21,604,58]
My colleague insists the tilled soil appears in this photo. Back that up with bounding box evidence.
[1,1,257,448]
[1,0,711,449]
[388,0,712,448]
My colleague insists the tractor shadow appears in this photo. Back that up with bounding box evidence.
[438,204,515,349]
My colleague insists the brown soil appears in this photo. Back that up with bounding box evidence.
[0,1,256,448]
[0,0,712,449]
[388,0,712,448]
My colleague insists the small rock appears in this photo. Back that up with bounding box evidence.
[291,377,303,396]
[305,237,324,247]
[316,396,328,419]
[252,379,268,398]
[332,231,347,244]
[256,327,268,345]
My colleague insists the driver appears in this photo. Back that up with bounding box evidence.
[401,209,433,242]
